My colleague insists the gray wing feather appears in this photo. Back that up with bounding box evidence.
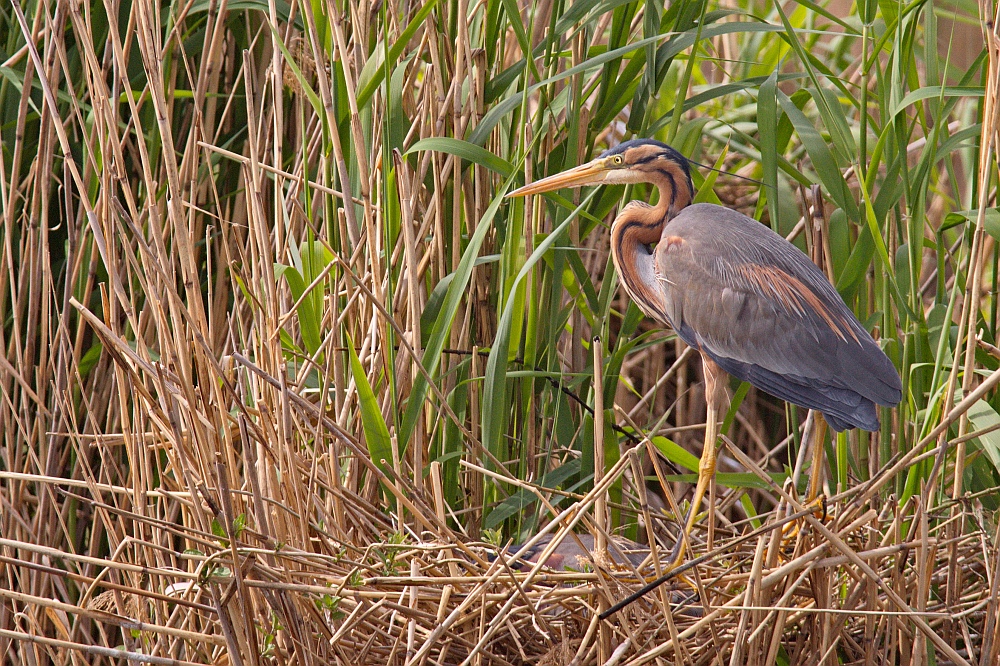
[656,204,901,431]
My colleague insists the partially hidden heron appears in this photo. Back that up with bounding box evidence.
[507,138,902,563]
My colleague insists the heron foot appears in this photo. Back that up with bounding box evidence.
[779,494,829,556]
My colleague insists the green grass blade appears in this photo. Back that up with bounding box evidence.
[347,333,394,477]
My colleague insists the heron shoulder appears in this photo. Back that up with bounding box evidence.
[665,204,843,304]
[665,203,775,239]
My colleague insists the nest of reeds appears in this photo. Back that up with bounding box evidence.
[53,430,991,666]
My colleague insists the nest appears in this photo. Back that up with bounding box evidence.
[58,463,991,666]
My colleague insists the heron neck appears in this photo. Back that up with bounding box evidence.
[610,204,671,322]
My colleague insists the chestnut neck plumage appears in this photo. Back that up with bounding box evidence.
[609,160,694,323]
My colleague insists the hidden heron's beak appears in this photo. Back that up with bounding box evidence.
[506,158,612,197]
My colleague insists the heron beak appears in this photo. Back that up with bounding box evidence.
[506,159,611,197]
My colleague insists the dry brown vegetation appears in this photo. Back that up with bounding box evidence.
[1,0,1000,663]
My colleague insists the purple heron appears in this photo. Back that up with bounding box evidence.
[507,139,901,562]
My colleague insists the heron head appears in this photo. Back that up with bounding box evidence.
[506,139,693,198]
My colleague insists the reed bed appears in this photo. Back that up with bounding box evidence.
[1,0,998,662]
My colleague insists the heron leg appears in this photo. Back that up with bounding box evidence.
[671,357,726,566]
[777,412,830,546]
[806,413,828,501]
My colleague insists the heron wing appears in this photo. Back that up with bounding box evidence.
[655,204,901,431]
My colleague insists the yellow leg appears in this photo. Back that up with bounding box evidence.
[806,413,828,502]
[780,412,830,549]
[672,357,725,566]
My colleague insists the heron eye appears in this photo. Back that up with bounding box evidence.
[613,155,624,166]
